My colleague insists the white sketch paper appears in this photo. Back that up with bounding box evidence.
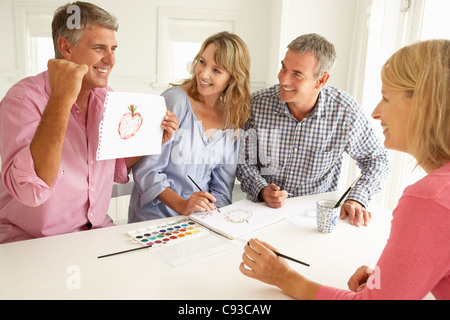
[97,92,166,160]
[190,199,289,239]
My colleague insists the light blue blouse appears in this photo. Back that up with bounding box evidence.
[128,86,239,222]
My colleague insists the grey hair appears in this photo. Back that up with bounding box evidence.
[287,33,337,79]
[52,1,118,59]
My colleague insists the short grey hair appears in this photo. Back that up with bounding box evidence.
[52,1,119,59]
[287,33,337,79]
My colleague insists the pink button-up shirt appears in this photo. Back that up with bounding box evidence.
[0,71,129,243]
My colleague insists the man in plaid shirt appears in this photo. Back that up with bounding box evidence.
[236,34,390,227]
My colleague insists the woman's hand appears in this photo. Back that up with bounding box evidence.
[161,111,179,144]
[179,191,217,216]
[347,265,371,292]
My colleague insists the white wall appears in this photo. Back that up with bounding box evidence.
[0,0,358,96]
[0,0,21,97]
[103,0,275,94]
[275,0,358,91]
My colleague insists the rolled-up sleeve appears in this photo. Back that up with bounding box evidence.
[0,86,64,207]
[2,145,63,207]
[132,145,174,207]
[114,158,130,184]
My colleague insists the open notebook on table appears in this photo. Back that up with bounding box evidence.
[189,199,289,240]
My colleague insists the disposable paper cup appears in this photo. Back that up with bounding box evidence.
[316,200,339,233]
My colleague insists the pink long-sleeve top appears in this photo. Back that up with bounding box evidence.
[0,71,129,243]
[316,162,450,300]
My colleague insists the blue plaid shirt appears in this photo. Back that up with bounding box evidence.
[236,85,390,208]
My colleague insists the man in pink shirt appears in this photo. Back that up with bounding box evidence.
[0,2,177,243]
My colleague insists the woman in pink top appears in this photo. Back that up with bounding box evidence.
[239,39,450,300]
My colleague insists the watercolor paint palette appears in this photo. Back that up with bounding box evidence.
[127,218,208,248]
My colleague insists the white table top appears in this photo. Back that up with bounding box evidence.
[0,192,393,300]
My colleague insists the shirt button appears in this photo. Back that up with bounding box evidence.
[91,188,94,192]
[90,161,94,164]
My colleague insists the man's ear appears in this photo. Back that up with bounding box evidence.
[316,72,330,89]
[57,36,73,60]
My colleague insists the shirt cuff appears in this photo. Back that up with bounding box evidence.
[251,179,269,201]
[347,187,369,209]
[140,180,172,207]
[5,146,63,207]
[114,158,130,184]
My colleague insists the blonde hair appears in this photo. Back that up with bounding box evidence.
[177,32,251,129]
[381,40,450,169]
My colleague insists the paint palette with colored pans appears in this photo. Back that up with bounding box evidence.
[127,218,208,248]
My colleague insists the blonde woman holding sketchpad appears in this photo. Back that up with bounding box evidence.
[128,32,251,222]
[240,40,450,300]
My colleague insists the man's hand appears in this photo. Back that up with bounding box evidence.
[340,200,372,227]
[47,59,88,106]
[259,183,287,208]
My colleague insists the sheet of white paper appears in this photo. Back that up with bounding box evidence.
[97,92,166,160]
[190,199,290,239]
[287,200,317,228]
[151,232,235,267]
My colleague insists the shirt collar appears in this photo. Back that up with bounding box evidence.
[314,89,327,119]
[305,90,327,120]
[275,85,327,120]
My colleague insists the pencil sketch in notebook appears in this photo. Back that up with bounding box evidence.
[97,92,167,161]
[190,199,289,239]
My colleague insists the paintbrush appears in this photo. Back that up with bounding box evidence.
[334,174,362,208]
[187,175,221,213]
[98,245,152,259]
[246,241,310,267]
